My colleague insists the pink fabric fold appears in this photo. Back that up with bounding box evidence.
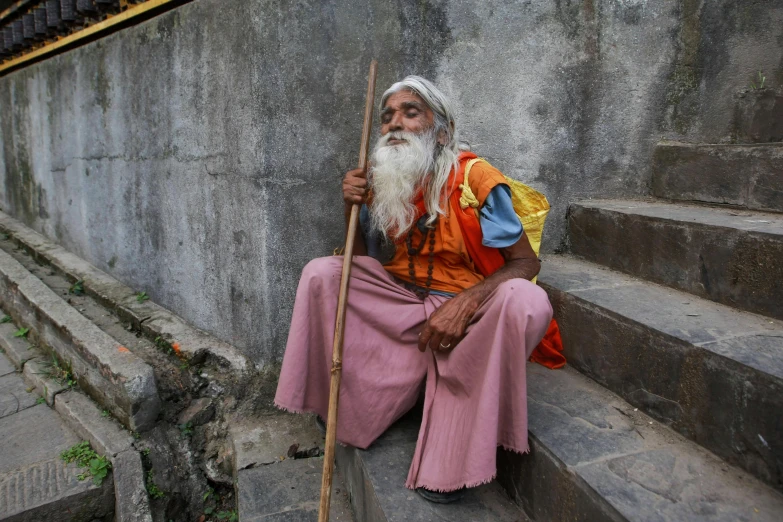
[274,256,552,492]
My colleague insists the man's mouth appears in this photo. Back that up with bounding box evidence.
[387,137,407,146]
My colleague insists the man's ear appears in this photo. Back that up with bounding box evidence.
[436,121,454,146]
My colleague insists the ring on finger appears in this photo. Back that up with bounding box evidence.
[439,342,451,349]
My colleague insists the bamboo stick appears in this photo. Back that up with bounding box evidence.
[318,59,378,522]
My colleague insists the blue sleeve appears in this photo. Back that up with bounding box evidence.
[479,185,523,248]
[360,204,383,259]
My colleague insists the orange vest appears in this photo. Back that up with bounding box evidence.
[382,152,508,294]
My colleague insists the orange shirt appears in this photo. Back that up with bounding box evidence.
[382,153,508,294]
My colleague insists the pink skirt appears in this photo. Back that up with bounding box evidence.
[274,256,552,492]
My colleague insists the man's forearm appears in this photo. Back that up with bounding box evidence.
[344,203,368,256]
[460,257,540,309]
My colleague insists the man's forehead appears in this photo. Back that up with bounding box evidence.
[382,90,429,111]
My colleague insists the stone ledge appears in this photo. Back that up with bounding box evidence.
[113,450,153,522]
[0,247,160,431]
[540,255,783,493]
[21,354,69,406]
[499,364,783,522]
[55,390,135,458]
[568,199,783,320]
[0,210,253,373]
[0,457,115,521]
[652,141,783,212]
[0,321,39,368]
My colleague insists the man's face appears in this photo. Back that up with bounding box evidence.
[380,90,436,145]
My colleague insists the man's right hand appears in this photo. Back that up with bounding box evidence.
[343,168,368,206]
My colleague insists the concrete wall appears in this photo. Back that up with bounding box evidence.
[1,0,782,365]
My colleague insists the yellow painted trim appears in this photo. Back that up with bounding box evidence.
[0,0,181,74]
[0,1,28,22]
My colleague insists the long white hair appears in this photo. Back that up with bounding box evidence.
[378,76,468,228]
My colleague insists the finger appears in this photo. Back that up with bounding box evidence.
[429,331,445,352]
[436,336,455,351]
[418,326,432,352]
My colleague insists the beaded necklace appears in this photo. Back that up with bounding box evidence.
[405,215,437,299]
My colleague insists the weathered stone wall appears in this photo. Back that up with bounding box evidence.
[1,0,782,365]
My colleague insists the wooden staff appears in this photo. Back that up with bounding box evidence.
[318,60,378,522]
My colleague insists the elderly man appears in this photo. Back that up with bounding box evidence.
[275,76,552,502]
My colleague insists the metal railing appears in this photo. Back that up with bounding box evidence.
[0,0,187,75]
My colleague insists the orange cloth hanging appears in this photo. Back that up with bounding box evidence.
[448,154,565,370]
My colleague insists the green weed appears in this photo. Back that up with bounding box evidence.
[60,441,112,486]
[13,327,29,338]
[0,315,12,323]
[69,280,85,296]
[154,336,174,355]
[216,511,238,522]
[146,470,165,499]
[36,397,46,405]
[46,356,76,388]
[750,70,767,90]
[178,422,193,437]
[136,291,150,303]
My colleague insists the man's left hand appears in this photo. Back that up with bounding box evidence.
[418,292,480,352]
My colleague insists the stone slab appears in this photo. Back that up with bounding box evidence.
[539,255,783,491]
[0,373,37,419]
[652,142,783,212]
[0,403,80,474]
[0,322,39,368]
[0,456,115,522]
[733,90,783,144]
[0,350,14,377]
[568,199,783,319]
[496,365,783,522]
[237,457,353,522]
[0,212,252,373]
[230,412,324,472]
[0,247,160,431]
[21,356,69,406]
[335,412,528,522]
[55,390,134,458]
[113,450,152,522]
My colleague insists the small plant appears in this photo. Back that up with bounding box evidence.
[136,291,150,303]
[101,409,110,418]
[146,470,165,499]
[142,448,150,456]
[154,336,174,355]
[36,397,46,405]
[13,327,29,338]
[178,422,193,437]
[0,315,12,323]
[750,70,767,90]
[47,356,76,388]
[68,280,85,296]
[203,487,214,501]
[216,511,238,522]
[60,441,112,486]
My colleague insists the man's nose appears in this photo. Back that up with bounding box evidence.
[388,112,404,131]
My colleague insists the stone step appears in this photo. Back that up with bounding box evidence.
[0,397,115,521]
[568,199,783,320]
[335,412,530,522]
[538,255,783,492]
[230,413,354,521]
[652,141,783,212]
[498,364,783,522]
[0,245,161,431]
[0,210,252,373]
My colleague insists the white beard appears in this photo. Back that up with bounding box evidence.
[368,129,438,241]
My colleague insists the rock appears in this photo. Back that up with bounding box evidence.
[178,398,215,427]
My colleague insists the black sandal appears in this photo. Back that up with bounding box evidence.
[416,487,464,504]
